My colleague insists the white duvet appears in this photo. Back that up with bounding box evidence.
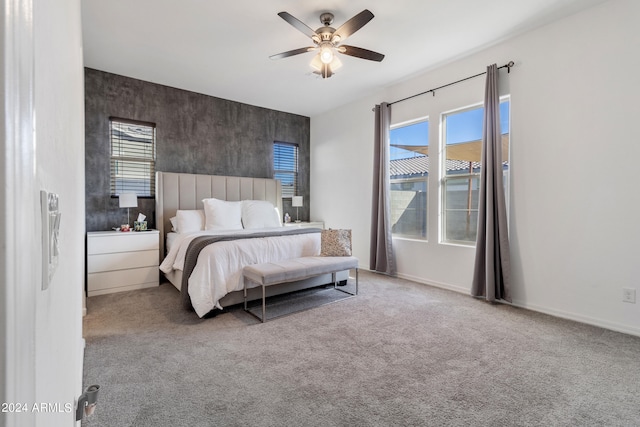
[159,228,321,317]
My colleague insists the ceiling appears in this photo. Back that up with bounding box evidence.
[81,0,605,117]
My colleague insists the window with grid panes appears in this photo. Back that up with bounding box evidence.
[110,118,156,197]
[389,118,429,239]
[441,99,510,245]
[273,142,299,198]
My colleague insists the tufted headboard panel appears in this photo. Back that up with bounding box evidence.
[155,172,282,258]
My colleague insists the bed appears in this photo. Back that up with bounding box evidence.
[156,172,344,317]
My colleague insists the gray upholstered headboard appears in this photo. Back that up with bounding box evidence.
[155,172,282,258]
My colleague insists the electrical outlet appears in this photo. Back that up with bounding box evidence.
[622,288,636,304]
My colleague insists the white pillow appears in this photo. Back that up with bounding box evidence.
[241,200,282,229]
[169,216,177,232]
[175,210,205,233]
[202,198,243,230]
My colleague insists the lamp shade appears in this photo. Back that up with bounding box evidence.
[292,196,303,207]
[119,192,138,208]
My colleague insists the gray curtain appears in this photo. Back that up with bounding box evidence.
[370,103,395,275]
[471,64,511,302]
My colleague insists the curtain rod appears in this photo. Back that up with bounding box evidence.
[387,61,515,107]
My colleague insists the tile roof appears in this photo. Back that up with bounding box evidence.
[390,155,482,178]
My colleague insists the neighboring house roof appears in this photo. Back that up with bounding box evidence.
[112,123,154,144]
[390,155,482,179]
[390,134,509,179]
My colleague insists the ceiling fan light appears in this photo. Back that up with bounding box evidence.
[310,55,333,78]
[320,45,334,64]
[331,56,343,71]
[310,54,323,72]
[311,54,340,76]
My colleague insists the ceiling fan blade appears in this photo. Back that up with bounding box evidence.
[269,47,315,60]
[277,12,318,39]
[339,45,385,62]
[333,9,374,41]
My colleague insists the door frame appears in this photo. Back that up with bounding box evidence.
[1,0,38,425]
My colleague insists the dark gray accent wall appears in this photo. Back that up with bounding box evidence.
[85,68,310,231]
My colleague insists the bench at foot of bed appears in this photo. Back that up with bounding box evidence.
[242,256,359,323]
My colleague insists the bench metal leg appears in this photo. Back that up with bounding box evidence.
[261,285,266,323]
[244,280,267,323]
[243,281,247,311]
[333,268,358,296]
[245,268,358,323]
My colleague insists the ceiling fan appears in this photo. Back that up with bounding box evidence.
[270,9,385,79]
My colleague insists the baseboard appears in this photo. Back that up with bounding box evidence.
[395,273,640,338]
[509,299,640,338]
[395,272,469,294]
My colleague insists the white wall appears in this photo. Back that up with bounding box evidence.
[1,0,84,426]
[311,0,640,336]
[33,0,86,424]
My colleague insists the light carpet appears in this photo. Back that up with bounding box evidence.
[82,271,640,426]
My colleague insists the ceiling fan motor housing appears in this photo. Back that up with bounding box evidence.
[316,26,336,42]
[319,12,334,26]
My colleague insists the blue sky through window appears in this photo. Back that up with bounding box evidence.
[390,120,429,161]
[390,101,509,161]
[446,101,510,145]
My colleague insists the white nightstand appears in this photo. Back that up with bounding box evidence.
[87,230,160,297]
[284,221,324,229]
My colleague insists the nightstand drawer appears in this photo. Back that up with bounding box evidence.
[87,232,159,255]
[88,266,158,294]
[88,249,158,274]
[86,230,160,297]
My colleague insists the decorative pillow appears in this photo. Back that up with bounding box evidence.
[175,210,205,233]
[202,198,243,230]
[321,229,352,256]
[169,216,178,232]
[241,200,282,229]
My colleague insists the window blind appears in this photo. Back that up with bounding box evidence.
[110,118,156,197]
[273,142,298,198]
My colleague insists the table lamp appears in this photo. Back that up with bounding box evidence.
[119,192,137,227]
[292,196,303,223]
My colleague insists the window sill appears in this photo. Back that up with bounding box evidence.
[392,235,428,243]
[110,195,155,199]
[439,240,476,248]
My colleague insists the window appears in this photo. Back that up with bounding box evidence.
[441,99,510,244]
[273,141,299,198]
[110,118,156,197]
[389,119,429,239]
